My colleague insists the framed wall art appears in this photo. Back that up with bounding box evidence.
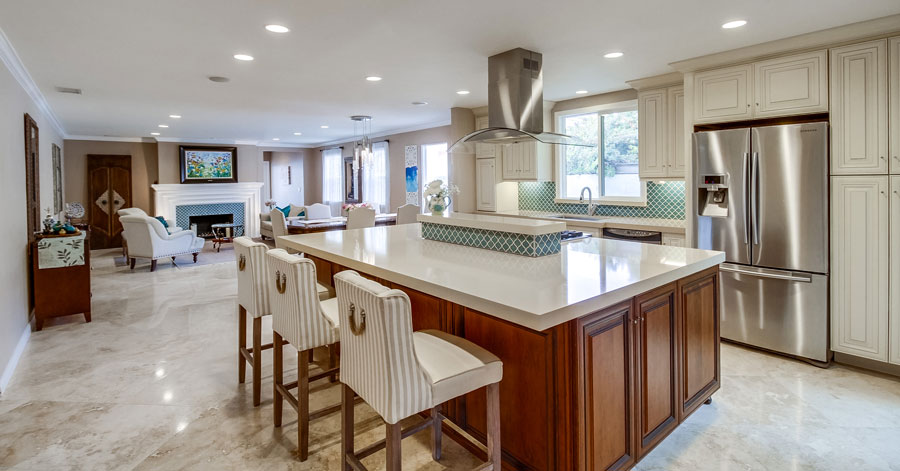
[179,146,238,183]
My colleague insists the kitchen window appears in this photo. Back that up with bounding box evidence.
[555,101,646,205]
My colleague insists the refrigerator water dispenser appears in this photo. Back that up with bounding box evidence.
[697,174,728,217]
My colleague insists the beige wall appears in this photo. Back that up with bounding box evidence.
[269,150,307,206]
[449,107,476,213]
[309,125,453,212]
[63,140,159,214]
[0,59,65,389]
[552,89,637,117]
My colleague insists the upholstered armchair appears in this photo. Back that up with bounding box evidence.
[259,212,274,240]
[119,215,205,271]
[118,207,183,258]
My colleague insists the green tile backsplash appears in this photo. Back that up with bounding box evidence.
[518,181,685,219]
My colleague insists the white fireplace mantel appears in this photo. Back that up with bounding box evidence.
[152,183,264,237]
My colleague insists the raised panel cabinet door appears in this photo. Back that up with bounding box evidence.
[830,39,889,175]
[667,86,686,178]
[519,142,536,179]
[889,176,900,365]
[890,37,900,174]
[634,285,678,456]
[501,144,519,180]
[830,176,889,361]
[638,89,668,179]
[753,50,828,117]
[693,64,753,123]
[476,158,497,211]
[678,268,720,418]
[577,303,636,471]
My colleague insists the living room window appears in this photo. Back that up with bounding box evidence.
[322,148,343,210]
[362,141,389,213]
[555,101,646,205]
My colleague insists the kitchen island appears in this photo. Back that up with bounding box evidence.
[280,223,724,471]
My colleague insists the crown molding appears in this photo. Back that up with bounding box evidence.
[0,27,67,138]
[626,72,684,91]
[65,135,153,143]
[670,14,900,72]
[313,119,451,148]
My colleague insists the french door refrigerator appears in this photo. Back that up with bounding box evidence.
[693,122,829,363]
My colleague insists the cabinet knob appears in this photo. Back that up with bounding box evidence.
[881,156,886,160]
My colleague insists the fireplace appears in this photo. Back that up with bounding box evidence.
[152,183,264,238]
[190,213,234,239]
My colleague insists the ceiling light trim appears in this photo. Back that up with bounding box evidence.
[0,27,67,138]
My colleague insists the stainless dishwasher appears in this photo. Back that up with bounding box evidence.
[601,228,662,244]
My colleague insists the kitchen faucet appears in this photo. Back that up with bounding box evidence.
[579,186,595,216]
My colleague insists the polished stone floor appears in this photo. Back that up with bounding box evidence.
[1,249,899,470]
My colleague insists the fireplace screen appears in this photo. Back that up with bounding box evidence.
[189,213,234,239]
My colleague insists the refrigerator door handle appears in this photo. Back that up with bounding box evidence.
[742,152,750,246]
[720,263,813,283]
[751,152,760,245]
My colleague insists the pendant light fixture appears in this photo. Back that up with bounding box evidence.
[351,115,373,169]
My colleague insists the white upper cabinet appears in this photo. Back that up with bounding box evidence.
[753,50,828,117]
[501,142,552,181]
[830,39,888,175]
[891,176,900,365]
[638,89,668,178]
[637,85,684,179]
[474,116,497,158]
[890,37,900,175]
[831,176,890,361]
[693,64,753,123]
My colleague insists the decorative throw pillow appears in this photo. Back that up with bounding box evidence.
[288,205,307,219]
[276,205,291,218]
[154,216,169,228]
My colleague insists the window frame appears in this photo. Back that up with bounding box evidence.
[420,142,450,210]
[554,100,647,207]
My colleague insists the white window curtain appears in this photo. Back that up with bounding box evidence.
[362,141,389,213]
[322,148,343,212]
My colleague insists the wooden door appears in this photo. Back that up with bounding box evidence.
[890,37,900,174]
[753,50,828,117]
[88,155,132,249]
[634,285,678,457]
[890,176,900,365]
[678,267,720,418]
[831,176,890,361]
[830,39,888,175]
[577,302,636,471]
[667,86,686,178]
[693,64,753,123]
[476,158,497,211]
[638,89,667,179]
[24,114,40,238]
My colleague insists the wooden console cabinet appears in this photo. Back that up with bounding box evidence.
[31,236,92,330]
[308,253,719,471]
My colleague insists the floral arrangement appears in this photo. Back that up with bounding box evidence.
[265,199,277,210]
[341,202,373,216]
[423,180,458,215]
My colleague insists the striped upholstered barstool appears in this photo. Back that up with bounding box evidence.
[266,248,342,461]
[334,270,504,471]
[234,237,330,407]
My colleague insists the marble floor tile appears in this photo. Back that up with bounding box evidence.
[2,249,899,470]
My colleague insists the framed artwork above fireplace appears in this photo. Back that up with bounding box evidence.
[179,146,238,184]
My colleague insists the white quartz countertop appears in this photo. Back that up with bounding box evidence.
[483,210,687,234]
[279,224,723,332]
[417,212,566,235]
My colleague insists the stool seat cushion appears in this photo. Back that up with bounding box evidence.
[413,329,503,405]
[320,297,340,333]
[316,282,332,301]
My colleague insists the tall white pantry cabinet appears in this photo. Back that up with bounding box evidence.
[830,36,900,365]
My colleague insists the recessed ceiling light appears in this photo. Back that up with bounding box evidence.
[265,24,290,33]
[412,101,429,106]
[272,137,280,141]
[575,90,588,95]
[151,132,160,136]
[293,132,302,136]
[604,52,624,59]
[722,20,747,29]
[158,124,169,128]
[456,90,470,95]
[233,54,254,61]
[365,76,382,82]
[169,114,181,119]
[320,125,329,129]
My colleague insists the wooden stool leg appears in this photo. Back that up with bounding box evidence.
[431,405,442,461]
[328,343,338,382]
[238,306,247,384]
[386,422,402,471]
[273,332,283,427]
[298,350,310,461]
[486,382,501,470]
[252,316,262,407]
[341,384,355,471]
[308,350,314,363]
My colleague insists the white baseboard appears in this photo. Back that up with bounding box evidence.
[0,323,31,394]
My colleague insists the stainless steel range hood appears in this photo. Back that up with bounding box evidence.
[449,48,593,152]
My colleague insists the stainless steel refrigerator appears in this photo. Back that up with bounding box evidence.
[692,122,829,363]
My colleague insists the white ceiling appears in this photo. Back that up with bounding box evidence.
[2,0,899,146]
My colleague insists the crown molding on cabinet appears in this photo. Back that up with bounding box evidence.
[0,27,68,138]
[670,13,900,72]
[627,72,684,91]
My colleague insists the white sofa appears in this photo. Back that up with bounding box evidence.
[119,214,205,271]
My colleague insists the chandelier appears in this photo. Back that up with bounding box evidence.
[351,115,373,169]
